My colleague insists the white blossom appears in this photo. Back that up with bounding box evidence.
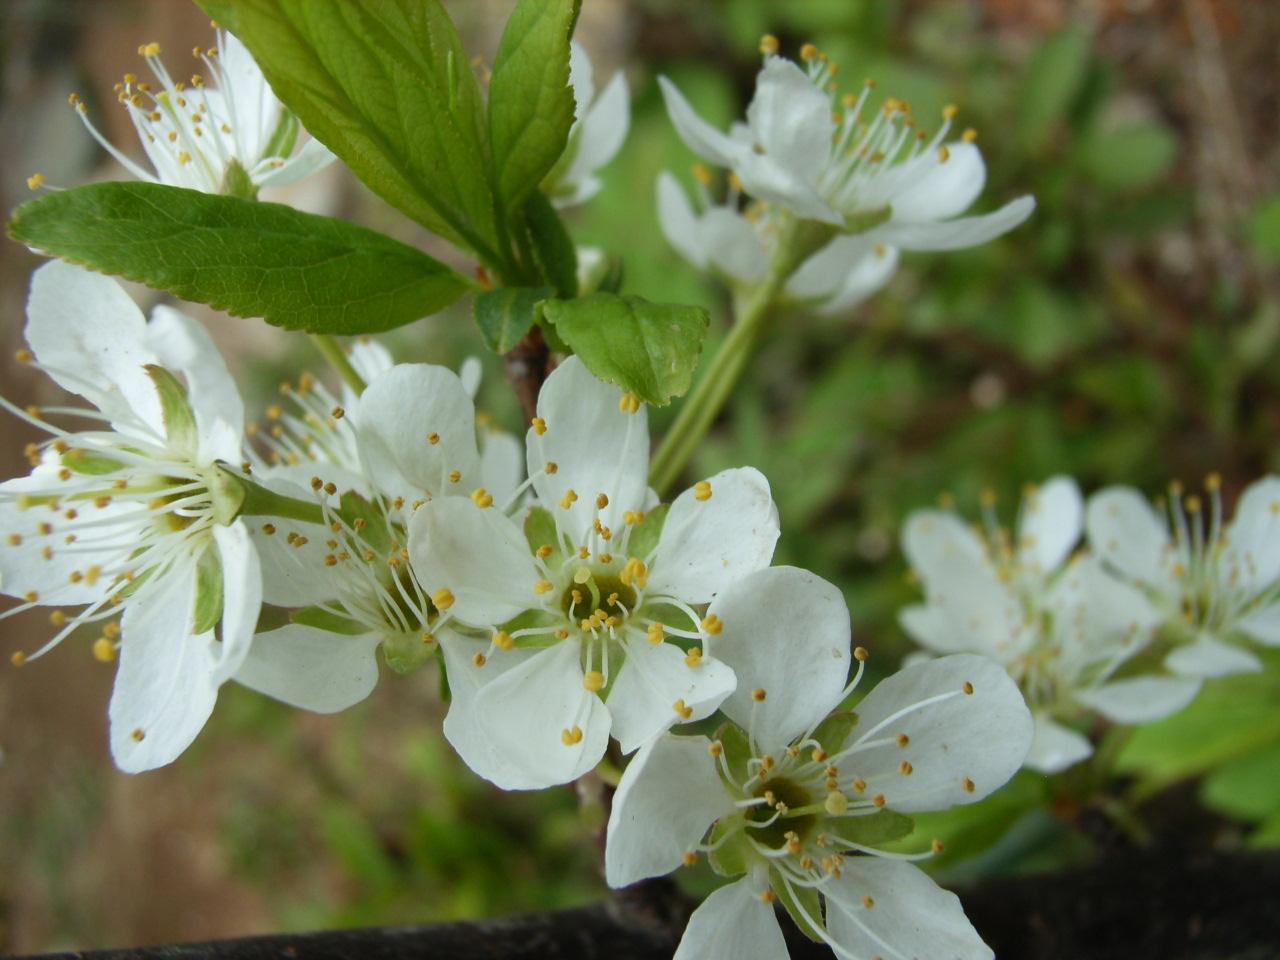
[901,477,1199,773]
[545,41,630,208]
[1086,476,1280,678]
[69,31,333,195]
[658,40,1033,260]
[408,357,782,789]
[0,262,261,772]
[606,565,1032,960]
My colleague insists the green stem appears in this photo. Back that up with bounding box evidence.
[232,471,326,525]
[309,334,366,395]
[648,236,797,497]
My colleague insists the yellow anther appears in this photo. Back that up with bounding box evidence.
[751,687,767,702]
[26,173,45,191]
[432,588,455,611]
[937,144,950,163]
[473,652,487,667]
[130,727,146,742]
[825,792,849,815]
[673,699,693,720]
[692,162,714,186]
[962,127,978,142]
[931,838,945,854]
[943,103,959,119]
[560,725,584,746]
[872,793,886,807]
[536,544,553,558]
[534,579,554,594]
[700,614,723,636]
[800,43,819,60]
[694,480,713,501]
[449,470,461,484]
[487,630,512,651]
[578,545,590,559]
[760,755,775,770]
[684,647,702,668]
[10,651,26,667]
[760,889,778,904]
[141,42,162,57]
[811,747,828,762]
[708,741,723,757]
[330,405,345,419]
[623,510,645,526]
[1185,495,1202,513]
[531,417,547,435]
[471,487,494,508]
[596,493,609,509]
[583,670,605,692]
[92,637,117,662]
[50,610,66,627]
[962,777,976,793]
[177,151,192,165]
[647,622,664,645]
[420,632,435,646]
[962,681,974,695]
[427,432,440,445]
[899,760,913,775]
[851,777,867,793]
[598,552,612,564]
[759,33,779,55]
[618,392,641,414]
[861,895,875,909]
[544,461,558,474]
[559,489,579,509]
[681,851,699,867]
[854,646,869,661]
[728,171,744,192]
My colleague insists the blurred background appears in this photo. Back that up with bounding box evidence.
[2,0,1278,952]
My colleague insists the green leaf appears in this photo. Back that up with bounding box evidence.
[145,365,198,456]
[524,190,579,298]
[192,545,225,635]
[1017,26,1090,153]
[1201,740,1280,821]
[200,0,501,261]
[9,182,470,335]
[474,286,553,354]
[488,0,581,211]
[540,293,710,405]
[1247,194,1280,264]
[1079,124,1177,192]
[772,866,825,942]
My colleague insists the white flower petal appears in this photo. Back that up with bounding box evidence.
[254,137,337,188]
[745,58,834,190]
[146,306,244,464]
[355,364,481,503]
[824,859,992,960]
[605,733,728,887]
[407,496,540,627]
[844,654,1032,812]
[459,356,484,399]
[901,509,987,585]
[25,261,163,439]
[479,429,525,509]
[473,642,611,789]
[657,76,742,168]
[219,30,276,159]
[657,172,710,270]
[439,633,542,789]
[888,141,987,223]
[1024,713,1093,774]
[1017,475,1082,575]
[235,624,381,712]
[527,356,650,541]
[701,208,770,284]
[1219,475,1280,598]
[1237,601,1280,647]
[108,554,219,773]
[736,150,842,224]
[607,640,736,754]
[1086,486,1175,592]
[672,879,787,960]
[348,338,395,388]
[897,604,971,655]
[1075,676,1200,725]
[1166,636,1262,678]
[568,40,595,115]
[1048,555,1162,669]
[209,521,262,684]
[914,553,1024,659]
[567,71,630,191]
[648,467,779,605]
[707,566,850,749]
[874,195,1036,251]
[814,245,901,315]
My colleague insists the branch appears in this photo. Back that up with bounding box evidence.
[504,326,551,424]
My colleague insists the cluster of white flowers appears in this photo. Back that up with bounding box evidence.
[655,38,1035,314]
[900,474,1280,772]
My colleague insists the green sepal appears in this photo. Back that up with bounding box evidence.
[206,464,248,526]
[714,720,753,785]
[842,205,892,235]
[474,286,554,354]
[524,506,566,565]
[262,109,300,161]
[192,544,225,635]
[539,293,710,406]
[707,818,748,877]
[622,503,668,561]
[338,490,392,556]
[437,645,452,703]
[382,631,435,675]
[145,365,198,457]
[772,866,825,942]
[500,608,563,648]
[219,158,259,201]
[820,809,915,850]
[810,710,860,755]
[61,448,125,476]
[291,606,370,636]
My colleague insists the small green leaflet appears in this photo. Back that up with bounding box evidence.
[489,0,581,212]
[474,287,553,354]
[540,293,709,405]
[9,182,471,335]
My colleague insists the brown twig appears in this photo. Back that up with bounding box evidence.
[504,327,551,425]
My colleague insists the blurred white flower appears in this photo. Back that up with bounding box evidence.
[0,262,261,773]
[409,357,783,789]
[606,572,1032,960]
[1086,475,1280,678]
[546,41,630,208]
[902,477,1199,773]
[69,31,333,195]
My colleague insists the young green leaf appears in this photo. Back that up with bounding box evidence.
[474,286,554,354]
[523,190,579,298]
[489,0,582,212]
[198,0,501,263]
[540,293,709,405]
[9,182,470,335]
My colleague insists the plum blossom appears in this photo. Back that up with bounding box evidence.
[67,30,333,195]
[409,357,782,789]
[0,262,261,772]
[606,565,1033,960]
[1086,475,1280,679]
[545,41,630,208]
[901,477,1199,773]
